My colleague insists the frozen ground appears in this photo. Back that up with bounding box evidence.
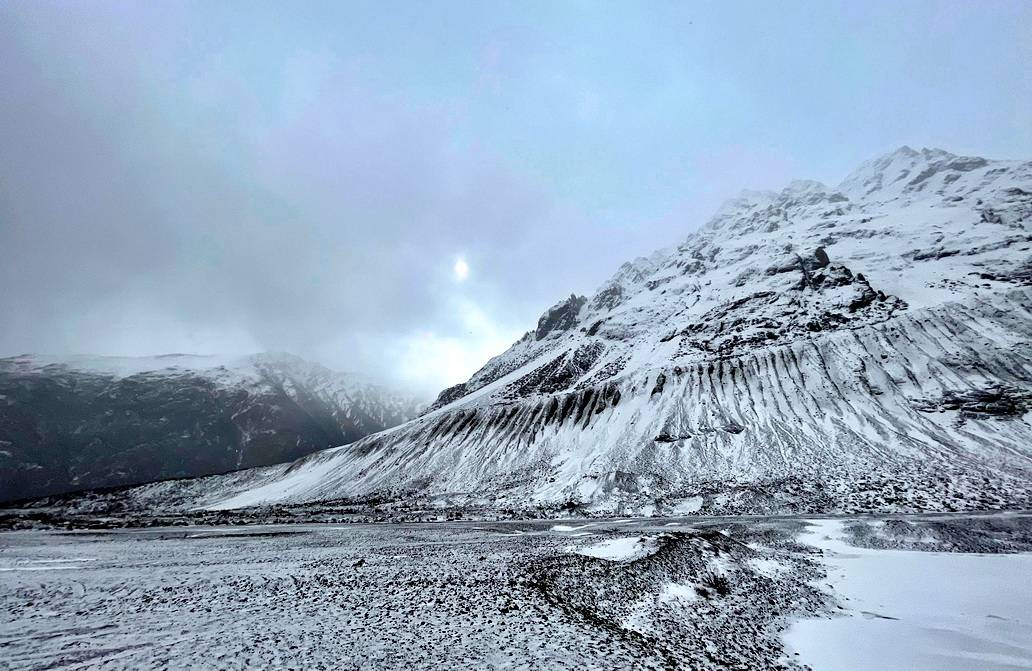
[1,513,1030,670]
[784,517,1032,670]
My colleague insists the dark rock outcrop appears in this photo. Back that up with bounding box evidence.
[536,294,587,340]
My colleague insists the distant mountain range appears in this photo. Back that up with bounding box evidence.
[0,353,424,501]
[14,147,1032,518]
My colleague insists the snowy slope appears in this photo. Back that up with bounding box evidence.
[0,353,423,501]
[99,148,1032,515]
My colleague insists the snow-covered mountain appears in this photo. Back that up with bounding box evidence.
[0,353,424,501]
[58,147,1032,516]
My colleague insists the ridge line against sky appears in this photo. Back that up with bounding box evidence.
[1,0,1030,394]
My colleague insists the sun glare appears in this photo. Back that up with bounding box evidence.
[453,257,470,281]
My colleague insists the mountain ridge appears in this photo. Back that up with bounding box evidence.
[25,147,1032,517]
[0,352,424,501]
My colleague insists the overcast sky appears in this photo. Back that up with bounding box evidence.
[2,1,1030,395]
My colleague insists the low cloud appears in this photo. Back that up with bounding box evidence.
[2,2,1030,396]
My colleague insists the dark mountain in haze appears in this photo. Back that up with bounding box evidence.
[0,353,423,502]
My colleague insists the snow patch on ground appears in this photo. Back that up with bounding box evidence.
[784,519,1032,670]
[669,497,704,514]
[572,535,658,561]
[748,557,790,578]
[657,581,699,605]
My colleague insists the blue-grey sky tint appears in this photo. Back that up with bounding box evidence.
[1,1,1030,393]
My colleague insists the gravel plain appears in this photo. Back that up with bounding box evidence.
[2,514,1029,670]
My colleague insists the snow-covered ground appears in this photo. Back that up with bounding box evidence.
[0,517,824,670]
[785,519,1032,670]
[3,513,1029,669]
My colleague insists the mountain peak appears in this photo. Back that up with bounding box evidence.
[838,145,990,202]
[889,144,919,158]
[784,178,828,192]
[709,189,778,228]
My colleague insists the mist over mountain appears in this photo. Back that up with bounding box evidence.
[4,2,1031,398]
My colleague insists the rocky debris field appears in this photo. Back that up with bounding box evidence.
[1,518,822,671]
[2,513,1029,670]
[841,513,1032,553]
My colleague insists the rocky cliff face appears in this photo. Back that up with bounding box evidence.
[0,353,423,501]
[52,147,1032,516]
